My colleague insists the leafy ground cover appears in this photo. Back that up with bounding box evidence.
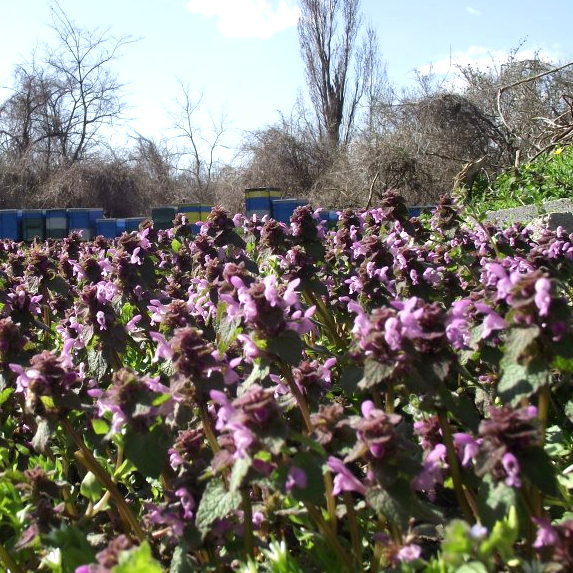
[469,146,573,214]
[1,195,573,573]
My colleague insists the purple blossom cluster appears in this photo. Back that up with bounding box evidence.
[0,195,572,572]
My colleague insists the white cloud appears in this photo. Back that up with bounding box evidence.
[185,0,300,39]
[466,6,481,16]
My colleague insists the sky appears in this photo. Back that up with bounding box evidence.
[1,0,573,159]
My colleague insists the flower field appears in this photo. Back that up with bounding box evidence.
[1,193,573,573]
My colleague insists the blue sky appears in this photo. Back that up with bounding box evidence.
[1,0,572,155]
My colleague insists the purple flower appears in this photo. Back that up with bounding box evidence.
[326,456,367,496]
[453,432,480,467]
[413,443,447,500]
[474,303,507,339]
[237,333,262,360]
[384,316,402,350]
[149,331,173,362]
[175,487,195,520]
[502,452,521,488]
[286,466,308,492]
[470,524,488,540]
[130,247,142,265]
[534,277,552,317]
[96,311,107,331]
[533,518,559,549]
[397,544,422,563]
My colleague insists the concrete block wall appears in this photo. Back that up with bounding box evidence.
[486,199,573,233]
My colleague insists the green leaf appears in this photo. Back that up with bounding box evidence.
[304,241,325,262]
[565,400,573,424]
[91,418,109,435]
[479,506,518,562]
[46,525,97,573]
[423,354,452,388]
[86,347,109,381]
[552,353,573,373]
[46,275,70,297]
[32,418,53,453]
[358,358,394,390]
[216,310,242,353]
[196,476,241,537]
[113,542,163,573]
[339,365,362,395]
[288,451,325,504]
[498,358,547,405]
[124,425,171,479]
[477,474,517,529]
[552,332,573,359]
[365,485,409,528]
[171,238,182,254]
[440,392,481,433]
[0,388,13,407]
[267,329,303,365]
[456,562,489,573]
[518,446,558,496]
[503,325,540,362]
[441,520,473,564]
[80,471,103,503]
[241,361,270,391]
[170,545,195,573]
[113,458,137,481]
[230,455,252,492]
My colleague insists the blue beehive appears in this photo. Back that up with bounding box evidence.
[96,219,118,239]
[152,206,178,230]
[177,203,201,224]
[67,208,92,240]
[245,188,281,219]
[318,209,339,228]
[22,209,45,241]
[0,210,21,240]
[45,208,68,239]
[271,199,308,223]
[125,217,145,233]
[408,205,436,217]
[116,218,126,235]
[88,208,104,231]
[200,204,213,221]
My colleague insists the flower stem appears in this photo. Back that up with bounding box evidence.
[385,382,395,414]
[61,417,146,541]
[110,348,124,372]
[324,470,338,533]
[304,502,356,573]
[436,408,476,523]
[304,290,345,348]
[0,542,23,573]
[344,491,364,572]
[198,401,220,454]
[241,488,255,560]
[41,284,51,345]
[538,382,550,446]
[279,362,313,434]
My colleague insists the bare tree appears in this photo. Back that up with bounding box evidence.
[297,0,375,150]
[457,48,573,163]
[0,55,61,167]
[238,103,325,197]
[0,1,133,169]
[166,80,233,201]
[43,1,134,163]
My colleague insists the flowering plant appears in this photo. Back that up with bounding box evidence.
[1,196,573,572]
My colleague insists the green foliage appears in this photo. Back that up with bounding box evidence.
[112,542,163,573]
[469,146,573,213]
[195,476,242,537]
